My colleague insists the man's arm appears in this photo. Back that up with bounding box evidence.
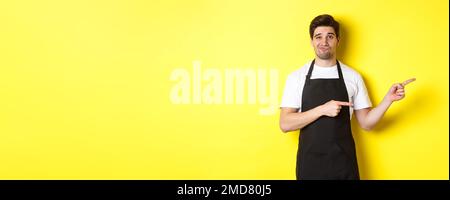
[279,107,321,133]
[280,100,353,133]
[354,103,390,131]
[354,78,415,131]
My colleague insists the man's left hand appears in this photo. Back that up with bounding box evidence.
[384,78,416,102]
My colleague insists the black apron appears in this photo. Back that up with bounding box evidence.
[296,60,359,180]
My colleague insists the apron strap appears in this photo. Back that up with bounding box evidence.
[305,60,315,85]
[336,60,344,80]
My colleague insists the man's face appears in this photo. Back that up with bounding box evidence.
[311,26,339,60]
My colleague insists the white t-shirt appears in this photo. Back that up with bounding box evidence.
[280,61,372,119]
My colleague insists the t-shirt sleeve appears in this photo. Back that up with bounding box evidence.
[353,73,372,110]
[280,73,301,109]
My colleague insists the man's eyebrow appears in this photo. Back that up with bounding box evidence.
[314,32,336,37]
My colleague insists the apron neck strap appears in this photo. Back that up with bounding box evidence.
[336,60,344,80]
[305,60,315,85]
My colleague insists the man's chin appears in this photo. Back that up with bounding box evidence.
[317,53,332,60]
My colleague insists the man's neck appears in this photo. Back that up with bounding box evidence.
[314,57,337,67]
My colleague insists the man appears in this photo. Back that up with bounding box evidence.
[279,14,415,180]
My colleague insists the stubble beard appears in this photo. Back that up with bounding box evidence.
[316,51,332,60]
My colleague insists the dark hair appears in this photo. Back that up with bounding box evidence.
[309,14,340,39]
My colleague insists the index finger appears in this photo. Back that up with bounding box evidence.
[401,78,416,86]
[335,101,353,107]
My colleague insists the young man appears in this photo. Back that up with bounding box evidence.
[279,14,415,180]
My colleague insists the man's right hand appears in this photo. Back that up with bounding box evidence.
[318,100,353,117]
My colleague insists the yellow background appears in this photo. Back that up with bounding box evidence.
[0,0,448,179]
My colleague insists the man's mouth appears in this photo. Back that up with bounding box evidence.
[319,46,329,50]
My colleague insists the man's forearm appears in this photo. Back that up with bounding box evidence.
[362,98,393,130]
[280,107,323,133]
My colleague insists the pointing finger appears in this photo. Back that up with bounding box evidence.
[401,78,416,87]
[336,101,353,107]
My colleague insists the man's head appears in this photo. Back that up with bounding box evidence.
[309,14,340,60]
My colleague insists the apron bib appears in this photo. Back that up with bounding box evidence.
[296,60,359,180]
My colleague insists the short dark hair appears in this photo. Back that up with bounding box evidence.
[309,14,340,39]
